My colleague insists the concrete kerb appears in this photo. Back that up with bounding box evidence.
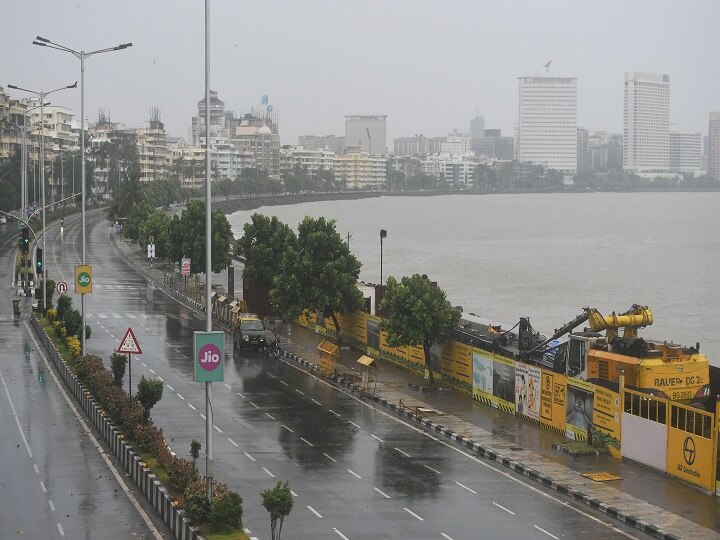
[276,347,683,540]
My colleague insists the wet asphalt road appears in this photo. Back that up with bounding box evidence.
[0,220,163,539]
[31,211,648,540]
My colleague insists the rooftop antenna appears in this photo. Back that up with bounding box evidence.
[543,60,552,73]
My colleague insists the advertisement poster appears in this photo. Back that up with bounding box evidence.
[541,371,554,422]
[592,386,621,457]
[566,378,595,440]
[492,355,516,411]
[472,350,494,399]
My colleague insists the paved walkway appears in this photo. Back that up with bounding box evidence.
[109,231,720,540]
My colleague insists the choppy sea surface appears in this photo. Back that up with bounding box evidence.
[228,192,720,366]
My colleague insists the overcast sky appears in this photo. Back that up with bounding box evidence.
[3,1,718,144]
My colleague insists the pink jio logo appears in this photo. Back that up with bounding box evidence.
[198,344,221,371]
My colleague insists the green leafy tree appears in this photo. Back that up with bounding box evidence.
[110,352,127,387]
[261,481,294,540]
[108,163,144,219]
[190,439,201,469]
[380,274,461,382]
[138,209,171,259]
[136,375,164,421]
[167,200,232,274]
[271,216,363,342]
[237,214,296,289]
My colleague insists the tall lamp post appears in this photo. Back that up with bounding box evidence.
[8,82,77,311]
[380,229,387,285]
[34,36,133,356]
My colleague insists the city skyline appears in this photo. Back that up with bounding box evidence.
[2,1,718,144]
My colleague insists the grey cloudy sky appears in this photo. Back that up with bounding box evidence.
[2,1,718,144]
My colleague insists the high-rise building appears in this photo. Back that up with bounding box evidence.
[517,76,577,172]
[669,126,702,176]
[393,135,444,156]
[623,72,670,172]
[298,135,345,155]
[345,115,387,155]
[577,128,589,174]
[709,112,720,182]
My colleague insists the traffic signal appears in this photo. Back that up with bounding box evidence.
[36,248,43,274]
[21,227,29,253]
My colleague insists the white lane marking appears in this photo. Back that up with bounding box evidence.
[282,424,294,433]
[224,383,231,389]
[167,384,175,391]
[127,313,137,319]
[237,392,246,398]
[334,528,350,540]
[348,421,361,429]
[311,398,322,405]
[300,437,314,447]
[57,523,65,537]
[329,409,341,417]
[441,534,455,540]
[182,355,189,359]
[48,500,55,512]
[34,464,39,475]
[424,464,441,474]
[213,425,222,433]
[41,481,47,493]
[158,377,164,382]
[347,469,362,479]
[394,447,410,458]
[493,501,515,515]
[177,393,185,400]
[403,507,424,521]
[200,413,206,420]
[112,313,122,319]
[0,364,33,457]
[265,412,276,420]
[371,434,384,443]
[244,452,256,462]
[295,389,305,395]
[280,380,290,387]
[98,313,108,319]
[373,487,391,499]
[323,453,337,463]
[149,368,156,374]
[110,334,116,339]
[456,481,477,494]
[249,401,260,409]
[290,490,298,497]
[307,505,323,518]
[534,525,559,540]
[188,403,196,411]
[262,467,275,478]
[228,438,238,447]
[141,362,147,367]
[267,373,276,378]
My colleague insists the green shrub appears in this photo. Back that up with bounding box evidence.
[184,479,211,523]
[168,457,199,492]
[110,353,127,386]
[210,489,243,530]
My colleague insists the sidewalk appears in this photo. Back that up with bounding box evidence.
[110,233,719,540]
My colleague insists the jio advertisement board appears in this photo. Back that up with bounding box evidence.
[193,331,225,382]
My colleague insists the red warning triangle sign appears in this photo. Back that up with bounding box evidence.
[117,327,142,354]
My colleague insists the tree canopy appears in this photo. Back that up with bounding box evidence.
[271,216,363,340]
[380,274,460,382]
[260,481,294,540]
[237,213,296,289]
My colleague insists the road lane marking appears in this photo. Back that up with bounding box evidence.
[373,487,391,499]
[300,437,314,447]
[265,413,276,420]
[48,500,55,512]
[249,401,260,409]
[348,421,361,429]
[177,393,185,400]
[290,490,298,497]
[228,438,238,447]
[224,383,231,389]
[371,434,384,443]
[323,453,337,463]
[493,501,515,515]
[280,380,290,387]
[329,409,341,417]
[295,389,305,395]
[456,481,477,494]
[311,398,322,405]
[57,523,65,537]
[347,469,362,479]
[34,464,39,475]
[237,392,246,398]
[41,481,47,493]
[394,447,410,457]
[424,464,441,474]
[167,384,175,391]
[282,424,294,433]
[267,373,276,378]
[244,452,256,462]
[188,403,196,410]
[149,368,156,374]
[403,507,424,521]
[200,414,206,419]
[0,364,33,457]
[307,505,323,518]
[262,467,275,478]
[158,377,164,382]
[334,528,350,540]
[441,534,455,540]
[127,313,137,319]
[98,313,107,319]
[534,525,559,539]
[141,362,147,367]
[213,425,222,433]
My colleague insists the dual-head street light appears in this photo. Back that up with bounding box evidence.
[8,81,77,311]
[33,36,133,356]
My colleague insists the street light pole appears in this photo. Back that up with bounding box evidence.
[34,36,133,356]
[8,82,77,311]
[380,229,387,285]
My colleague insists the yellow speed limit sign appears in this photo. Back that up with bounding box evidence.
[75,265,93,294]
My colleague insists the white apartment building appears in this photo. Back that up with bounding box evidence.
[441,131,472,155]
[334,148,386,189]
[709,112,720,182]
[669,127,701,176]
[517,76,577,172]
[230,124,281,178]
[167,137,205,190]
[623,72,670,173]
[345,115,387,155]
[280,146,335,176]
